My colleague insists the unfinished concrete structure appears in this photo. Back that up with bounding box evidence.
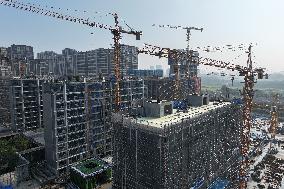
[0,77,11,128]
[112,102,242,189]
[9,78,44,131]
[43,81,89,175]
[43,79,146,176]
[168,50,199,78]
[144,77,202,102]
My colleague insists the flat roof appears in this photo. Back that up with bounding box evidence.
[72,158,111,178]
[134,102,231,129]
[23,131,45,145]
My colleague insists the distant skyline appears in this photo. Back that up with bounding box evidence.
[0,0,283,73]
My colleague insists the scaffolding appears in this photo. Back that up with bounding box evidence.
[112,102,242,189]
[9,78,44,131]
[43,78,147,176]
[144,77,193,101]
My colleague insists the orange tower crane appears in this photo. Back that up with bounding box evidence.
[0,0,142,111]
[269,94,279,149]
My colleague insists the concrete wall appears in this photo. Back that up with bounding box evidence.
[43,88,57,175]
[143,101,173,118]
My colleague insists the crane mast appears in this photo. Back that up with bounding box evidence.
[239,45,254,189]
[269,94,279,149]
[111,14,122,111]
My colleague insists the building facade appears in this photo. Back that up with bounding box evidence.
[120,44,138,77]
[0,77,11,128]
[0,48,11,76]
[10,78,44,131]
[127,69,163,78]
[7,45,34,76]
[35,45,137,78]
[35,51,70,76]
[8,44,34,61]
[76,48,113,77]
[43,81,89,175]
[112,101,242,189]
[145,77,194,101]
[168,50,199,78]
[43,79,146,176]
[168,50,201,94]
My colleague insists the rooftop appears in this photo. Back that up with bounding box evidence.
[23,131,45,145]
[134,102,231,128]
[72,158,112,178]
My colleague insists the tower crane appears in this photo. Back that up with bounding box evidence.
[152,24,203,96]
[269,93,279,150]
[152,24,203,53]
[0,0,142,111]
[138,43,267,189]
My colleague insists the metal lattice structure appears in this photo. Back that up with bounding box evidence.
[269,94,279,149]
[239,45,254,189]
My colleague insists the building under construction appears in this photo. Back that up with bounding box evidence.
[43,78,146,176]
[145,77,200,101]
[10,78,44,131]
[112,100,242,189]
[0,77,44,131]
[0,77,11,128]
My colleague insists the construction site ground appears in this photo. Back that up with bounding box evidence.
[247,121,284,189]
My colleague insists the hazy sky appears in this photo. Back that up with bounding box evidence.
[0,0,283,73]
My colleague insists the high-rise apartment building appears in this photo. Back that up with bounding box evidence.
[0,47,8,64]
[76,51,87,76]
[77,48,113,77]
[168,50,199,78]
[168,50,201,94]
[62,48,77,75]
[127,69,163,78]
[7,45,34,76]
[43,81,89,176]
[0,48,11,76]
[0,77,11,128]
[94,48,113,77]
[76,45,137,78]
[32,45,137,78]
[120,44,138,77]
[37,51,58,60]
[145,77,193,101]
[43,78,146,176]
[10,78,44,131]
[7,44,34,61]
[112,101,242,189]
[36,51,67,76]
[28,59,51,76]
